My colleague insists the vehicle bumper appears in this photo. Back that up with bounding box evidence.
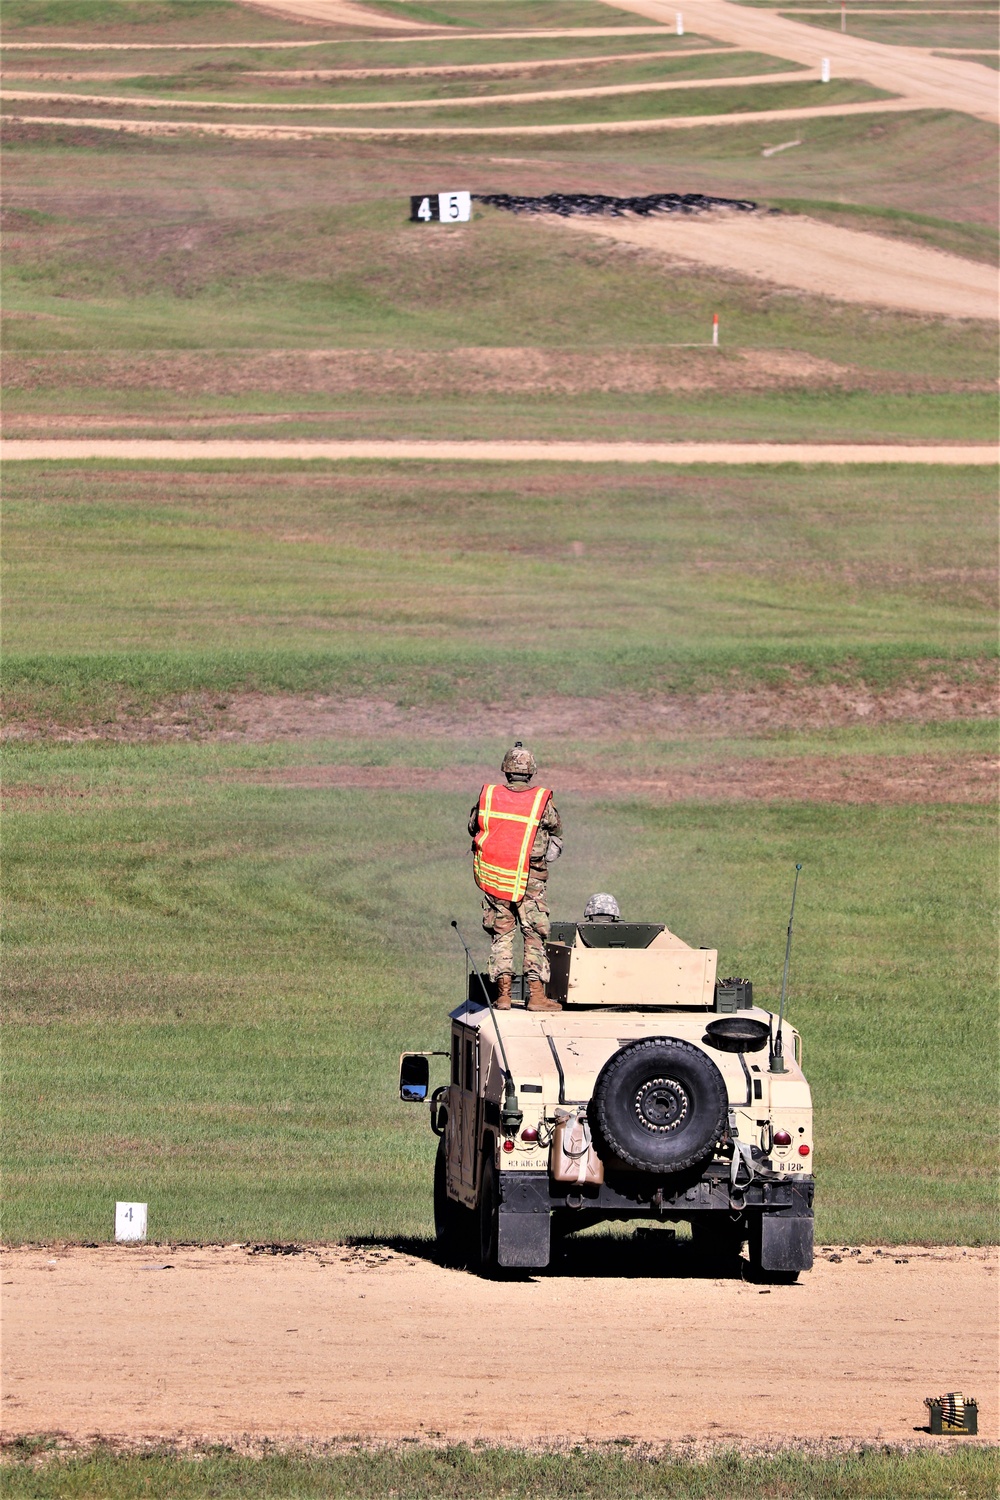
[496,1168,814,1270]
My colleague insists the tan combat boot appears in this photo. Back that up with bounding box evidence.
[526,977,561,1013]
[494,973,513,1010]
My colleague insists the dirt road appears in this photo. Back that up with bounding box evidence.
[557,212,999,320]
[5,97,922,139]
[2,71,814,112]
[609,0,999,120]
[2,1243,995,1446]
[3,439,995,463]
[231,753,997,804]
[239,0,427,29]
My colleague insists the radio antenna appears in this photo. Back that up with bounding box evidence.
[770,864,802,1075]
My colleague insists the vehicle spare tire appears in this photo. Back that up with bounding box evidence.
[590,1037,729,1174]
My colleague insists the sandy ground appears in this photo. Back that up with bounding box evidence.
[22,677,989,744]
[3,439,996,463]
[2,71,814,112]
[0,31,677,51]
[8,347,879,402]
[4,96,921,139]
[239,0,428,30]
[226,753,997,803]
[610,0,999,120]
[1,1243,995,1446]
[0,49,729,82]
[557,211,1000,320]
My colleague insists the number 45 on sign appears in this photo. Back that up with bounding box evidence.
[410,192,471,223]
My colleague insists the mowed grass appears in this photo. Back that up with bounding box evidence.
[3,739,996,1245]
[1,76,892,127]
[784,11,1000,49]
[4,462,996,716]
[3,159,993,362]
[2,51,807,105]
[0,0,327,44]
[0,34,726,71]
[3,1443,998,1500]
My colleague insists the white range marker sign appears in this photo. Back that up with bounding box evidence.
[410,192,472,223]
[115,1201,148,1242]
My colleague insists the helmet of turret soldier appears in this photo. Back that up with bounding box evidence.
[501,741,536,781]
[584,892,620,922]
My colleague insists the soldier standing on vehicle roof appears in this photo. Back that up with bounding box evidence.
[469,742,563,1014]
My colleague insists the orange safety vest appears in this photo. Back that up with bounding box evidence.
[472,783,553,903]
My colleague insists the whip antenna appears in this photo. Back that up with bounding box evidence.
[770,863,802,1075]
[450,920,522,1134]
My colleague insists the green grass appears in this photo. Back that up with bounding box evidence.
[2,76,891,127]
[3,192,995,382]
[3,461,995,716]
[5,51,806,106]
[0,34,728,69]
[781,10,1000,49]
[769,197,999,266]
[0,0,315,43]
[2,1443,998,1499]
[360,0,669,29]
[3,737,998,1245]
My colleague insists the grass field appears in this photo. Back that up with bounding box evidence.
[3,458,997,1245]
[2,0,997,1288]
[4,460,995,715]
[2,1443,998,1499]
[0,51,808,105]
[3,739,997,1245]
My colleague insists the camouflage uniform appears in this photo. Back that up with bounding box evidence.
[468,795,563,982]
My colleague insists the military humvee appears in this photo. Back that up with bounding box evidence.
[399,919,814,1280]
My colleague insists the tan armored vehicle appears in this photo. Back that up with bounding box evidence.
[399,915,814,1280]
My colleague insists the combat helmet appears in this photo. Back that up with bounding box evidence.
[501,741,536,781]
[584,892,620,922]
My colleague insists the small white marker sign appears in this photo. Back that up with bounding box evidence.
[410,191,471,224]
[115,1201,148,1242]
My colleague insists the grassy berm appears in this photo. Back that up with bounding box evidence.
[2,1443,998,1500]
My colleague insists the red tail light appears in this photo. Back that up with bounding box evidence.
[798,1144,811,1156]
[502,1139,515,1152]
[521,1128,538,1143]
[773,1130,792,1147]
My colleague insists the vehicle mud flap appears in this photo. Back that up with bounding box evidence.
[760,1214,814,1273]
[497,1208,551,1269]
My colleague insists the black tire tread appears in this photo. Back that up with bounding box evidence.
[591,1036,729,1174]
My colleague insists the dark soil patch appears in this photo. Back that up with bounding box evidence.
[230,752,997,803]
[7,673,995,746]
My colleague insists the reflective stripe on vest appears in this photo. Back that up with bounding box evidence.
[473,783,552,903]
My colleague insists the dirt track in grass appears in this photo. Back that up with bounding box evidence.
[229,753,997,803]
[2,1242,996,1447]
[555,211,1000,320]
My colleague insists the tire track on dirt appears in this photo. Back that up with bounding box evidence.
[2,96,921,138]
[4,439,996,463]
[606,0,999,119]
[231,754,998,804]
[1,70,814,112]
[3,1244,996,1444]
[0,49,731,82]
[553,211,999,320]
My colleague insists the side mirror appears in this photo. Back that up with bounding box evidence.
[399,1053,430,1102]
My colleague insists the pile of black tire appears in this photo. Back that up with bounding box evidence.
[473,191,758,218]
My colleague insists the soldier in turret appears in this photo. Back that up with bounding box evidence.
[583,892,621,925]
[468,742,563,1013]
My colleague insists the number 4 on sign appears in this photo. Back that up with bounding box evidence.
[416,196,433,221]
[115,1201,148,1242]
